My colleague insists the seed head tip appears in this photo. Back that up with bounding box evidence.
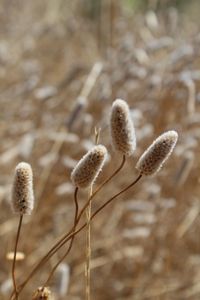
[110,99,136,156]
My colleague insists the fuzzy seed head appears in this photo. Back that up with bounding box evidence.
[110,99,136,156]
[12,162,34,215]
[136,130,178,176]
[71,145,107,188]
[32,287,53,300]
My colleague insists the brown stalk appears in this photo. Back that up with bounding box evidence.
[45,154,126,264]
[42,173,143,263]
[85,186,93,300]
[43,187,79,287]
[32,172,142,288]
[85,126,100,300]
[12,214,23,300]
[53,173,142,253]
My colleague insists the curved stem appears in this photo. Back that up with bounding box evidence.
[74,155,126,227]
[43,188,79,287]
[43,152,125,289]
[12,214,23,300]
[38,173,143,271]
[91,174,142,220]
[11,156,126,297]
[54,174,143,252]
[92,155,126,200]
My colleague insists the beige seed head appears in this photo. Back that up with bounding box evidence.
[71,145,107,188]
[110,99,136,156]
[32,287,53,300]
[12,162,34,215]
[136,130,178,176]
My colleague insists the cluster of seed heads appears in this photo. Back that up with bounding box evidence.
[110,99,136,156]
[136,130,178,175]
[11,162,34,215]
[71,145,107,188]
[9,99,178,299]
[71,100,178,189]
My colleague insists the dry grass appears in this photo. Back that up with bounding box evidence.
[0,1,200,299]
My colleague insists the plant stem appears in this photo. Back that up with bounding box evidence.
[43,188,79,287]
[47,174,143,258]
[91,174,142,220]
[12,214,23,300]
[85,186,93,300]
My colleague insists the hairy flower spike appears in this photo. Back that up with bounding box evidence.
[71,145,107,188]
[110,99,136,156]
[136,130,178,175]
[32,287,53,300]
[12,162,34,215]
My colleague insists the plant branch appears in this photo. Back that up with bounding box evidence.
[43,188,79,287]
[12,214,23,300]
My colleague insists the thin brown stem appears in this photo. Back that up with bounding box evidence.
[76,155,126,226]
[55,174,143,251]
[35,173,143,274]
[46,174,143,261]
[91,174,142,220]
[93,155,126,197]
[12,214,23,300]
[11,156,126,297]
[85,187,93,300]
[42,154,126,261]
[43,188,79,287]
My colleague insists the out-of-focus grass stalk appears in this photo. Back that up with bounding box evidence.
[85,187,92,300]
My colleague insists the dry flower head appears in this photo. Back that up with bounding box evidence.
[136,130,178,175]
[11,162,34,215]
[110,99,136,156]
[71,144,107,188]
[32,287,53,300]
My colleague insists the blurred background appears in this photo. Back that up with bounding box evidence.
[0,0,200,299]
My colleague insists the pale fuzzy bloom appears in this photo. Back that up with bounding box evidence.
[136,130,178,175]
[110,99,136,156]
[12,162,34,215]
[32,287,53,300]
[71,145,107,188]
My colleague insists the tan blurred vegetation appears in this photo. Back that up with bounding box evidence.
[0,0,200,299]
